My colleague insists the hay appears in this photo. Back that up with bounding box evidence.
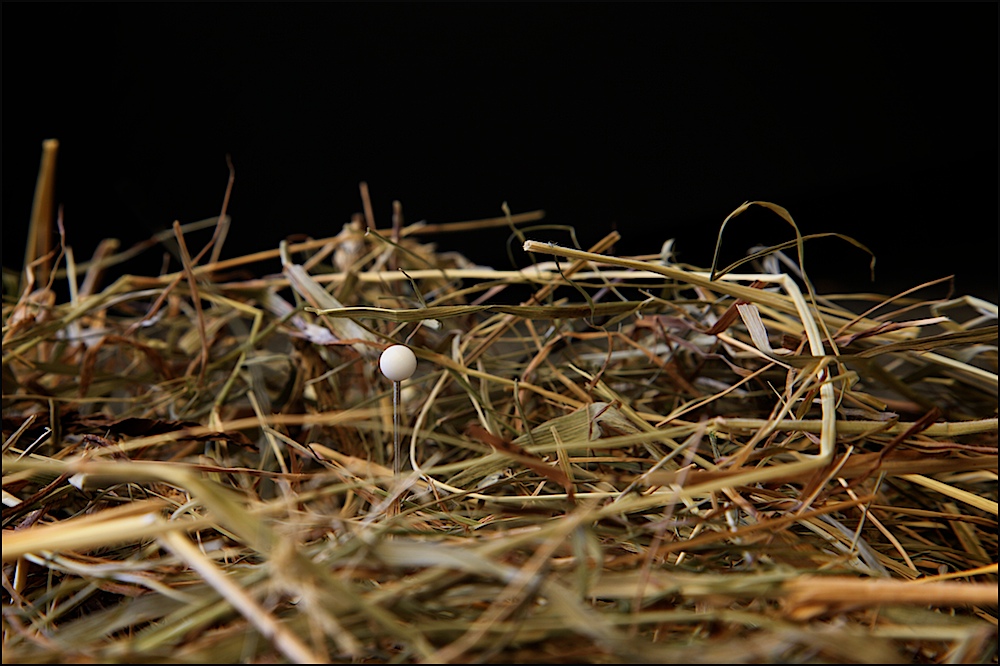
[3,147,997,663]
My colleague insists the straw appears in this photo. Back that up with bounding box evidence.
[3,158,997,663]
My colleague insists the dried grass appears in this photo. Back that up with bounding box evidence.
[3,146,997,663]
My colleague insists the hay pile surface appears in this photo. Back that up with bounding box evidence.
[3,158,997,663]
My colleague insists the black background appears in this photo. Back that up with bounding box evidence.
[5,4,997,302]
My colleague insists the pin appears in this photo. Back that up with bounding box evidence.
[379,345,417,509]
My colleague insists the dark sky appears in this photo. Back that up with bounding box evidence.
[5,4,997,301]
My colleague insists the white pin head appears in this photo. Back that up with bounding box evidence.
[379,344,417,382]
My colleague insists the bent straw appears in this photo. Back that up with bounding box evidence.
[522,240,839,503]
